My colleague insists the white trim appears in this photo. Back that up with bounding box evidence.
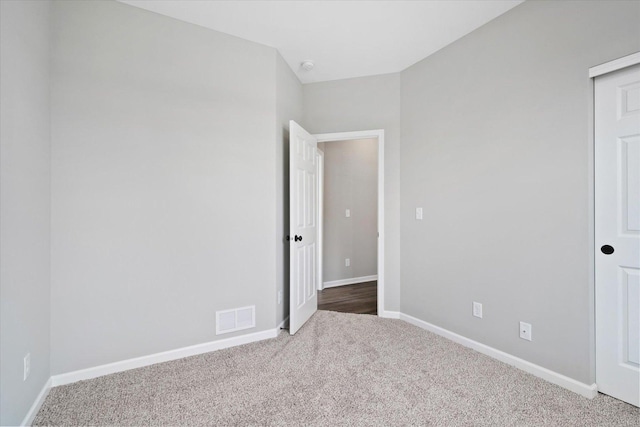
[316,150,324,291]
[314,129,385,315]
[589,52,640,78]
[51,328,278,387]
[20,377,52,426]
[278,316,290,332]
[399,313,598,399]
[323,274,378,288]
[379,310,400,319]
[587,72,597,384]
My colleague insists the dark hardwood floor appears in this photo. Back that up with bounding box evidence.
[317,281,377,315]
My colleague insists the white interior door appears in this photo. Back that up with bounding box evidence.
[289,120,318,334]
[595,63,640,407]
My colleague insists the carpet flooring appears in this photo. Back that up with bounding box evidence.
[34,311,639,426]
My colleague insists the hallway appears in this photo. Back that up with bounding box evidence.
[317,281,377,315]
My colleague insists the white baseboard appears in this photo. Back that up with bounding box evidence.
[21,377,52,426]
[50,328,279,387]
[379,310,400,319]
[323,275,378,288]
[278,316,289,332]
[399,313,598,399]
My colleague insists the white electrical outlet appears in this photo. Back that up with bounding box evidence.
[416,207,423,220]
[277,290,282,305]
[345,209,351,218]
[23,353,30,381]
[472,302,483,318]
[345,258,350,267]
[520,321,532,341]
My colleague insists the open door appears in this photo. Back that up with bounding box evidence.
[289,121,318,334]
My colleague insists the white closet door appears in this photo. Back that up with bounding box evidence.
[595,63,640,407]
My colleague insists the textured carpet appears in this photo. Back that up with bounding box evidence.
[35,311,639,426]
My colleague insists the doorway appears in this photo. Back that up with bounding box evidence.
[288,123,384,334]
[314,130,385,316]
[316,137,379,315]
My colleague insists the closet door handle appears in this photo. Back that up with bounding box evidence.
[600,245,614,255]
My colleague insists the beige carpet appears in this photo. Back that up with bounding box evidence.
[35,311,639,426]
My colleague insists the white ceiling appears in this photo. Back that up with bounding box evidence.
[118,0,524,84]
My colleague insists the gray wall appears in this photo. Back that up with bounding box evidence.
[0,1,52,424]
[400,0,640,384]
[275,52,303,326]
[50,0,278,375]
[319,139,378,283]
[303,73,401,311]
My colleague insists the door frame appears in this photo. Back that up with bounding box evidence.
[589,51,640,390]
[316,149,324,291]
[313,129,385,315]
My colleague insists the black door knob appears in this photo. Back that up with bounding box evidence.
[294,235,302,242]
[601,245,614,255]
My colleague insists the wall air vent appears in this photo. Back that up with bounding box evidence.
[215,305,255,335]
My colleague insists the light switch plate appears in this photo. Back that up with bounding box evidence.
[473,302,483,318]
[416,207,423,220]
[345,209,351,218]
